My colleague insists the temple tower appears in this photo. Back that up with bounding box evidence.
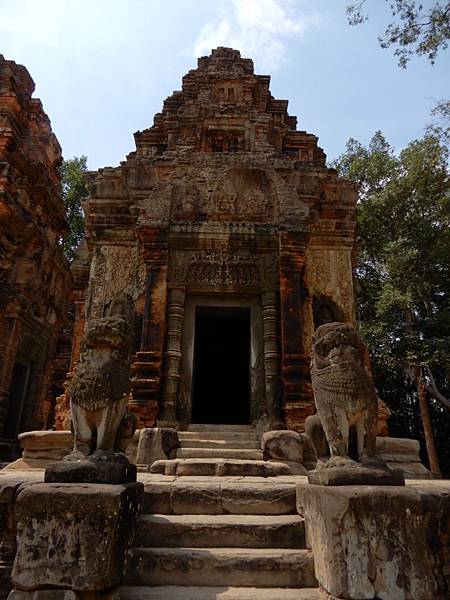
[0,56,72,457]
[71,48,358,432]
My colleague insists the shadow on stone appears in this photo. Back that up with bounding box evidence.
[308,463,405,486]
[44,459,137,484]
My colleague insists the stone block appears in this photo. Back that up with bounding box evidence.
[135,428,179,466]
[261,430,303,463]
[44,459,137,484]
[301,434,318,470]
[4,432,74,470]
[0,474,42,600]
[124,430,140,463]
[19,431,73,461]
[375,436,420,455]
[221,484,296,515]
[171,483,222,515]
[307,464,405,486]
[125,547,316,588]
[8,591,79,600]
[12,482,143,591]
[142,482,171,514]
[297,483,450,600]
[385,460,431,478]
[375,436,432,479]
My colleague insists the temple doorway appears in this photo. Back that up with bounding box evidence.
[192,306,250,424]
[4,361,30,438]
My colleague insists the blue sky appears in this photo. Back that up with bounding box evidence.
[1,0,449,170]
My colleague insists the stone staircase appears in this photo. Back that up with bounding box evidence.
[111,476,322,599]
[177,425,263,460]
[150,425,291,477]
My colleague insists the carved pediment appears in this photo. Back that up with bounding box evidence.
[171,168,276,223]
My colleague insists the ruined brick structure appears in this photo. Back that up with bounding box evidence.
[0,56,72,458]
[69,48,363,433]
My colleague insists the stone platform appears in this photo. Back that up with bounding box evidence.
[150,458,291,477]
[298,481,450,600]
[1,468,449,600]
[4,429,430,482]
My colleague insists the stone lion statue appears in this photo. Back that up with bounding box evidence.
[65,294,137,462]
[308,322,379,469]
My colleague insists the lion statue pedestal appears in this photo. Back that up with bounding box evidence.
[306,322,404,486]
[45,295,137,485]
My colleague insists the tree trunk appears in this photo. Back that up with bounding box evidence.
[413,365,442,477]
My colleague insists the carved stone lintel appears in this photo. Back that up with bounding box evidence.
[168,249,279,293]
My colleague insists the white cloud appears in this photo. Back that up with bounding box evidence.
[0,0,66,48]
[193,0,322,71]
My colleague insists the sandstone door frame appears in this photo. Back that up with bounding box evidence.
[177,294,265,427]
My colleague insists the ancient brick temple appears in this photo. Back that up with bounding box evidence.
[0,56,72,457]
[69,48,359,433]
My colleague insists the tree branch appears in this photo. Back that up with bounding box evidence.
[423,365,450,410]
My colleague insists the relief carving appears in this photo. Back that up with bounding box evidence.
[260,254,279,288]
[86,246,145,320]
[336,251,354,318]
[168,251,189,284]
[86,247,107,319]
[104,246,146,300]
[171,168,276,222]
[173,181,203,215]
[168,249,277,292]
[215,188,238,213]
[306,248,354,323]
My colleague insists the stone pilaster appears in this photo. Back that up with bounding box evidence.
[279,232,314,431]
[261,290,281,425]
[130,229,168,427]
[160,287,186,425]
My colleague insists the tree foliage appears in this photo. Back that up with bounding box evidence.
[332,132,450,473]
[60,156,88,262]
[346,1,450,67]
[427,99,450,145]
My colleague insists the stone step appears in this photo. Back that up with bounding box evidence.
[109,586,324,600]
[136,514,306,549]
[179,431,260,442]
[187,424,256,432]
[143,481,296,515]
[177,448,264,460]
[179,439,260,450]
[126,547,317,588]
[150,458,290,477]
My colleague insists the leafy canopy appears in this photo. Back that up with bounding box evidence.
[60,156,88,262]
[332,132,450,374]
[346,1,450,67]
[427,99,450,145]
[332,131,450,470]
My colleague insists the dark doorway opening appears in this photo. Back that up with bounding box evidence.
[4,362,30,438]
[192,306,250,424]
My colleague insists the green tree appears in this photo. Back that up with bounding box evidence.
[346,1,450,67]
[60,156,88,262]
[332,132,450,475]
[427,99,450,145]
